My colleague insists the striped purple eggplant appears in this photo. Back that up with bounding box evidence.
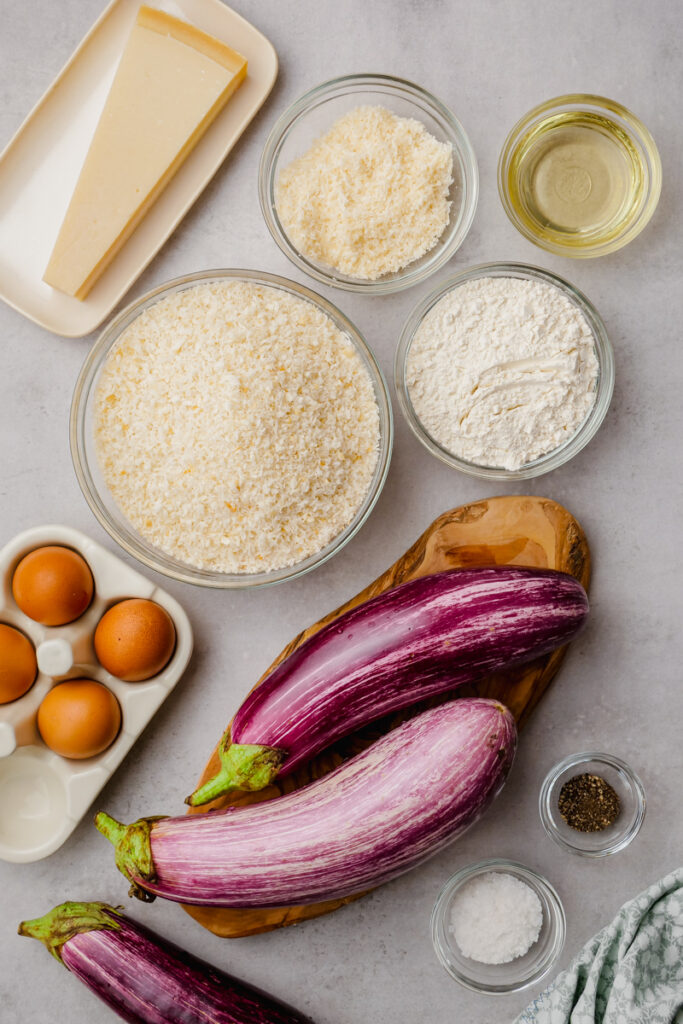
[19,902,311,1023]
[188,566,587,806]
[96,698,516,908]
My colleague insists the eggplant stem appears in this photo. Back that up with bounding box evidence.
[18,902,122,963]
[185,741,286,807]
[94,812,127,847]
[94,812,167,902]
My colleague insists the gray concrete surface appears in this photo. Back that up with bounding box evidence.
[1,0,681,1021]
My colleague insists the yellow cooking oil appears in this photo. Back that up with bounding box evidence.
[506,111,646,249]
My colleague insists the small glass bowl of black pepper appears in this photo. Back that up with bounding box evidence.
[539,752,645,857]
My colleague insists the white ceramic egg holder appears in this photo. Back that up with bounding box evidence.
[0,525,192,863]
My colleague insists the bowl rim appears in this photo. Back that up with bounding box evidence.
[70,268,393,589]
[258,72,479,294]
[539,750,646,857]
[430,857,566,994]
[497,92,663,258]
[395,260,615,480]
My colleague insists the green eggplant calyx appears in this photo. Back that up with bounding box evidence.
[185,741,286,807]
[18,902,122,963]
[94,812,167,902]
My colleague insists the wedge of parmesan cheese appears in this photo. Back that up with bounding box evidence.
[44,6,247,299]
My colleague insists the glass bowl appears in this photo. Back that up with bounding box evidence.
[70,269,393,589]
[258,74,478,293]
[395,261,614,480]
[498,94,662,258]
[539,752,646,857]
[431,859,566,994]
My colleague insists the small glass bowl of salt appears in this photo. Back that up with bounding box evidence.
[431,859,565,994]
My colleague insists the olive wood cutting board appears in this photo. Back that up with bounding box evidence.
[183,495,590,938]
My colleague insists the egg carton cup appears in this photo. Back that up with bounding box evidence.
[0,525,192,863]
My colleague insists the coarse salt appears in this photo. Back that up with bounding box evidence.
[450,871,543,964]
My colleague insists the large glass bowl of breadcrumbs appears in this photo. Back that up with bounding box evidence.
[71,270,393,588]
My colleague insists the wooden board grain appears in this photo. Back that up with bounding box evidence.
[183,495,590,937]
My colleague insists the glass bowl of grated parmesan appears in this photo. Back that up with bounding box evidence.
[70,269,393,588]
[259,74,478,293]
[431,859,566,994]
[396,262,614,479]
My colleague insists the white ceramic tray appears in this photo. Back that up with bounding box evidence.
[0,525,193,863]
[0,0,278,338]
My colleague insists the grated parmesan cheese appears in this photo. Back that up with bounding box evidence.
[275,105,453,280]
[94,280,380,574]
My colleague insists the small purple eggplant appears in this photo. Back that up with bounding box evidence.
[19,902,312,1023]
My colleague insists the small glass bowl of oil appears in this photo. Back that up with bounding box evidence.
[498,95,661,258]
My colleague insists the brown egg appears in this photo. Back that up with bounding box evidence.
[0,623,37,704]
[12,546,94,626]
[37,679,121,759]
[94,599,176,682]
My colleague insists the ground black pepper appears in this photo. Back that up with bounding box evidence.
[558,773,620,832]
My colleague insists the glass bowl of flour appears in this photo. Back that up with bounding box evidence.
[396,262,614,479]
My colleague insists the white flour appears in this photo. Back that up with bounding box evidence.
[406,276,599,470]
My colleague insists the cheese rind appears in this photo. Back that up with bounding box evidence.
[43,6,247,300]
